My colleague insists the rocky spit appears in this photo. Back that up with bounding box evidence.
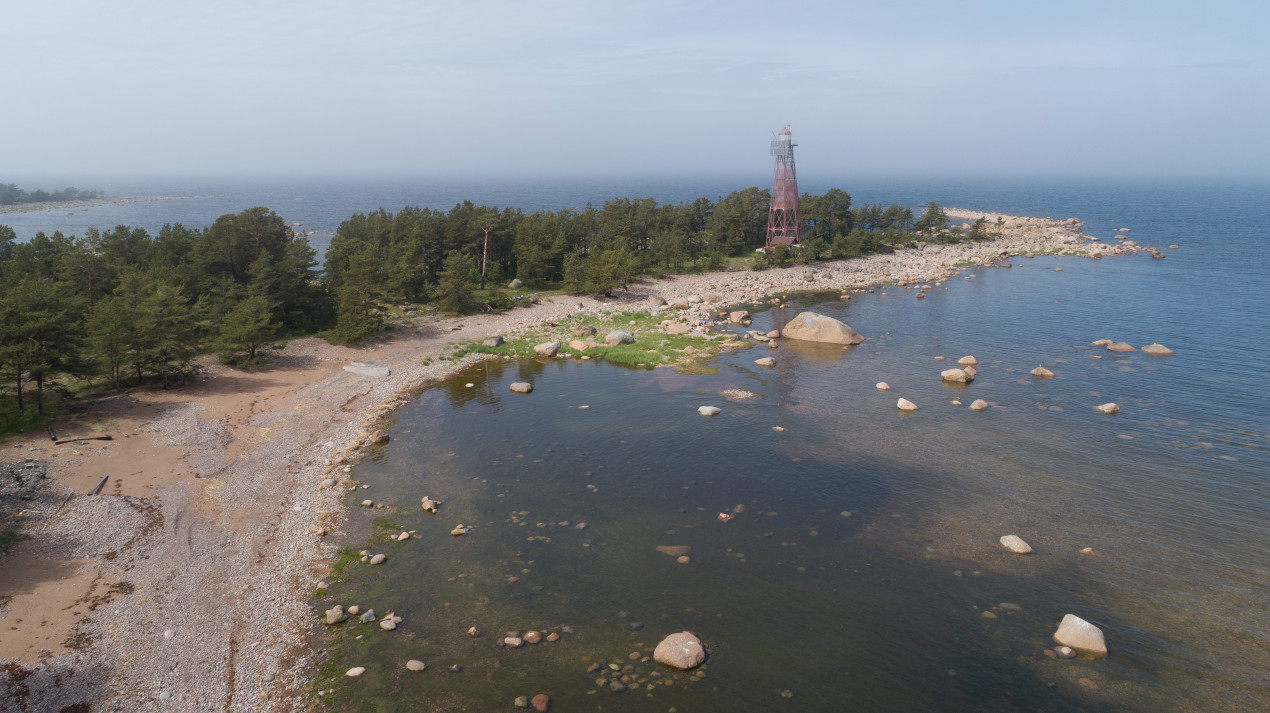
[0,209,1138,712]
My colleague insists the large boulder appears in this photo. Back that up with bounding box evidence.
[653,631,706,670]
[728,310,751,324]
[509,382,533,394]
[941,368,974,383]
[1053,614,1108,657]
[606,330,635,346]
[781,311,864,345]
[534,341,560,357]
[483,336,504,347]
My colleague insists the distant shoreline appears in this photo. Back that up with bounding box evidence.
[0,195,188,215]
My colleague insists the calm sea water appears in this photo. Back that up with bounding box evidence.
[8,176,1270,711]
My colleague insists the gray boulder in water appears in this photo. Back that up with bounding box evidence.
[781,311,864,345]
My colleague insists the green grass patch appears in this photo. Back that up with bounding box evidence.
[0,528,19,552]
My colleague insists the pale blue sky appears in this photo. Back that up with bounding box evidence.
[2,0,1266,177]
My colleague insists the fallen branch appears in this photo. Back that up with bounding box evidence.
[55,435,114,445]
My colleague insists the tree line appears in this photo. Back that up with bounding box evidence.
[0,188,982,431]
[0,183,103,206]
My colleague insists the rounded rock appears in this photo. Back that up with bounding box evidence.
[369,553,386,565]
[346,667,366,677]
[897,398,918,411]
[698,406,721,417]
[969,399,989,411]
[653,631,706,670]
[531,693,551,712]
[957,355,978,366]
[876,382,890,391]
[1000,535,1033,554]
[754,357,775,368]
[1030,365,1054,378]
[1095,403,1120,415]
[406,659,427,672]
[509,382,533,394]
[1142,343,1174,355]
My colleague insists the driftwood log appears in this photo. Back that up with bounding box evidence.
[55,435,114,445]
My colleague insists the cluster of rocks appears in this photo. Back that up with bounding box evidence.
[323,603,401,631]
[584,631,709,694]
[497,628,564,647]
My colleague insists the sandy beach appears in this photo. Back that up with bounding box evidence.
[0,211,1150,712]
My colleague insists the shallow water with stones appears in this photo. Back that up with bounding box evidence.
[326,239,1269,712]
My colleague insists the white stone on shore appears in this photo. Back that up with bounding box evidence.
[509,382,533,394]
[698,406,721,417]
[346,667,366,677]
[1053,614,1108,657]
[344,365,390,378]
[999,535,1033,554]
[897,398,918,411]
[1095,403,1120,414]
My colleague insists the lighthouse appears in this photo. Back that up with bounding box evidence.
[765,126,800,247]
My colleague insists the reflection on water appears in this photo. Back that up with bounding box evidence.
[329,257,1268,712]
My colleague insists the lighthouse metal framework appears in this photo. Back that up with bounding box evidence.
[765,126,800,247]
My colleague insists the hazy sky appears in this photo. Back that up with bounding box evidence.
[3,1,1266,178]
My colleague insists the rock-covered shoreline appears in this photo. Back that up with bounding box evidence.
[0,209,1149,712]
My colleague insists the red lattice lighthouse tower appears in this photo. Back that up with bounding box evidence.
[766,125,801,247]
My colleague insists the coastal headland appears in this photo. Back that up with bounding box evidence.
[0,210,1153,711]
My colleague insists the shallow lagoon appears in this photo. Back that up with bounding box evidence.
[327,254,1268,712]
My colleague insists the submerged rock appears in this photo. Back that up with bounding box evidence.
[1095,403,1120,414]
[781,311,865,345]
[970,399,989,411]
[1106,342,1136,352]
[653,631,706,670]
[876,382,890,391]
[1142,343,1174,355]
[1000,535,1033,554]
[509,382,533,394]
[754,357,775,368]
[1030,365,1054,378]
[1053,614,1108,657]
